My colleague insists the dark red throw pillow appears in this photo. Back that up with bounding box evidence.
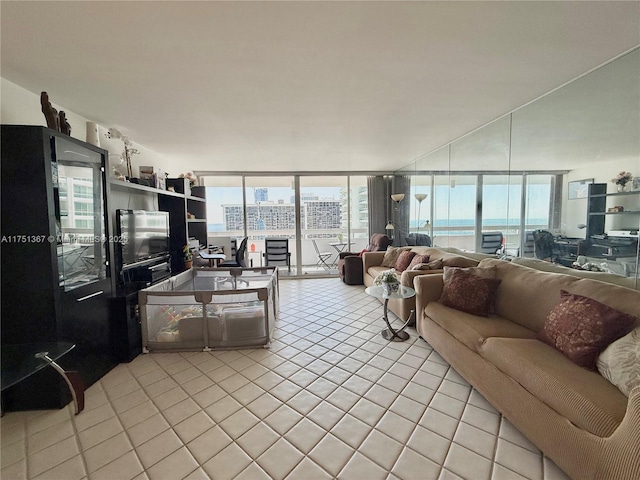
[358,249,369,257]
[439,268,502,317]
[537,290,637,370]
[408,254,430,270]
[395,250,417,272]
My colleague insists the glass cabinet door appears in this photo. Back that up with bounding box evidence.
[53,136,107,291]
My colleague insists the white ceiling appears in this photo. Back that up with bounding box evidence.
[1,1,639,173]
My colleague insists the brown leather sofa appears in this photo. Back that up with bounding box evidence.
[338,233,392,285]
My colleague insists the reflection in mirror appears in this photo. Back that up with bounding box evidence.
[511,48,639,288]
[450,116,511,251]
[396,47,639,289]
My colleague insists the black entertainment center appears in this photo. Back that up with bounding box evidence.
[1,125,208,411]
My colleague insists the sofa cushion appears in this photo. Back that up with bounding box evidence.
[412,258,443,271]
[597,327,640,397]
[425,302,537,353]
[440,254,479,268]
[395,250,417,272]
[537,290,636,370]
[480,337,628,437]
[442,265,497,282]
[408,254,430,270]
[440,268,501,317]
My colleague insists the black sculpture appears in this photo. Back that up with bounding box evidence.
[40,91,71,136]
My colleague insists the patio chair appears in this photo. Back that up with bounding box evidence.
[312,240,332,270]
[263,237,291,272]
[480,231,504,255]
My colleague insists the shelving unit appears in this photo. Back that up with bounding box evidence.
[110,178,207,274]
[585,183,639,261]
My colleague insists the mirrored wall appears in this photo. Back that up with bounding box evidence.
[395,47,640,289]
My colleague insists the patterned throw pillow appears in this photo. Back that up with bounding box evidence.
[408,254,430,270]
[597,328,640,397]
[394,250,417,272]
[381,246,408,268]
[439,268,502,317]
[412,258,444,270]
[537,290,637,370]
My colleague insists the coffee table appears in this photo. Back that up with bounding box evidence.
[365,285,415,341]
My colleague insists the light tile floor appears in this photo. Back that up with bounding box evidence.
[1,278,571,480]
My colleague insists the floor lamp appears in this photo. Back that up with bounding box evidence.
[414,193,427,232]
[387,193,405,245]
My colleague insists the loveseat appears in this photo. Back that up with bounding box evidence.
[414,258,640,480]
[363,246,490,324]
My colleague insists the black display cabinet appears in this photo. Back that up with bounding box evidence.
[1,125,117,411]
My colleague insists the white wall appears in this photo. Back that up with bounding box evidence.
[562,158,640,238]
[0,77,176,178]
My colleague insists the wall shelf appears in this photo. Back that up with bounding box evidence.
[109,178,183,198]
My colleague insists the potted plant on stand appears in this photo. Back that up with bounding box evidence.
[183,245,193,269]
[374,269,400,296]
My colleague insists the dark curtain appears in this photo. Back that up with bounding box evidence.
[367,176,389,237]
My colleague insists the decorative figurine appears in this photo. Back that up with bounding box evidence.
[40,91,59,131]
[59,111,71,135]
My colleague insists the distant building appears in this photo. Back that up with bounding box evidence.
[222,198,342,231]
[254,188,268,202]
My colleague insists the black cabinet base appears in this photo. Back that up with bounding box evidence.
[111,293,143,363]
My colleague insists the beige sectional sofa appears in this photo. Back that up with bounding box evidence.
[363,246,490,324]
[414,258,640,480]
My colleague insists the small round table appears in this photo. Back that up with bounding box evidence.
[365,285,416,341]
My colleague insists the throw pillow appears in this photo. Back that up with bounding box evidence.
[358,249,369,257]
[381,246,408,268]
[408,254,430,270]
[412,258,444,270]
[596,327,640,397]
[537,290,637,370]
[395,250,417,272]
[439,268,502,317]
[443,265,498,282]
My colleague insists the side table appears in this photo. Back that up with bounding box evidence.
[365,285,415,341]
[1,342,84,414]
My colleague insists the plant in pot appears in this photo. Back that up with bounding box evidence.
[183,245,193,269]
[374,269,400,295]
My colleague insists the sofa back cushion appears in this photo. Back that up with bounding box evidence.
[511,257,637,289]
[479,258,640,332]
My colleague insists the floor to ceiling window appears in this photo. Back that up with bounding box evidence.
[204,174,369,276]
[243,176,295,270]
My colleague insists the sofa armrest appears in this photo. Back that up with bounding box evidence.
[400,269,445,287]
[413,274,444,326]
[339,251,359,260]
[363,251,386,272]
[596,386,640,480]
